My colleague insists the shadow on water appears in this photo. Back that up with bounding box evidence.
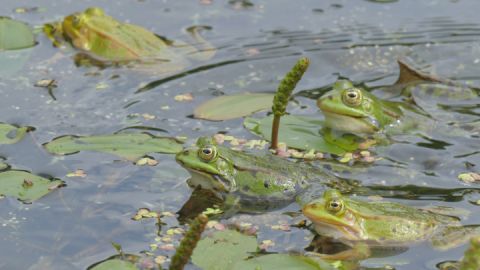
[354,185,480,202]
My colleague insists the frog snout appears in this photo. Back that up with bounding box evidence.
[175,149,191,162]
[178,149,190,156]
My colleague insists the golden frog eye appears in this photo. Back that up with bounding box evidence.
[71,14,85,28]
[326,198,344,213]
[198,145,217,162]
[342,88,362,107]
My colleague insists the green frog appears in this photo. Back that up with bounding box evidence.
[175,137,351,213]
[302,190,480,260]
[317,61,479,136]
[317,79,407,134]
[44,7,215,70]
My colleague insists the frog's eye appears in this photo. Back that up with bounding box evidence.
[326,198,344,213]
[198,145,217,162]
[342,88,362,107]
[71,15,84,28]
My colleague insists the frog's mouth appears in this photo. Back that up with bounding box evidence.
[321,111,380,134]
[311,221,363,242]
[181,167,234,193]
[303,207,363,241]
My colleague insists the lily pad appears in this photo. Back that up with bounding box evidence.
[0,17,35,50]
[43,133,183,161]
[192,230,257,270]
[0,170,64,203]
[244,115,360,155]
[89,259,138,270]
[0,123,32,144]
[194,93,274,121]
[232,254,336,270]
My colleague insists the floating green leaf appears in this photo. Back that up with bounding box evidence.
[89,259,138,270]
[194,93,274,121]
[192,230,257,270]
[0,17,35,50]
[0,170,64,202]
[232,254,336,270]
[44,133,183,161]
[0,123,32,144]
[192,230,344,270]
[244,115,361,155]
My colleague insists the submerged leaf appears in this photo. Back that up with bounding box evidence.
[194,93,274,121]
[0,170,64,202]
[44,133,183,161]
[192,230,257,270]
[0,17,35,50]
[0,123,32,144]
[232,254,336,270]
[244,115,360,155]
[89,259,138,270]
[0,48,33,77]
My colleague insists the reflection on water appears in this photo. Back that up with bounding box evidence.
[0,0,479,269]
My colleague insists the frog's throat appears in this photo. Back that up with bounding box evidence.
[322,111,380,133]
[184,168,235,193]
[311,219,363,241]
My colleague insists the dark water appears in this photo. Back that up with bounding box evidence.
[0,0,479,269]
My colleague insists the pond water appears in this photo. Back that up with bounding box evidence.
[0,0,479,269]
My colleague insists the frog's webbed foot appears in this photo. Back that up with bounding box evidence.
[180,25,216,61]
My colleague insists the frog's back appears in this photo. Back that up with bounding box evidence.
[219,146,334,182]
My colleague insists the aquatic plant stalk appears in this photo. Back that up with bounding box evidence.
[169,214,208,270]
[271,57,310,149]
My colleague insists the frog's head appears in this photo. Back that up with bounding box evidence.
[302,190,364,241]
[62,7,106,50]
[175,137,236,193]
[317,80,383,133]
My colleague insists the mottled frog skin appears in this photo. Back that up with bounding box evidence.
[175,137,348,212]
[303,190,480,260]
[44,7,215,70]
